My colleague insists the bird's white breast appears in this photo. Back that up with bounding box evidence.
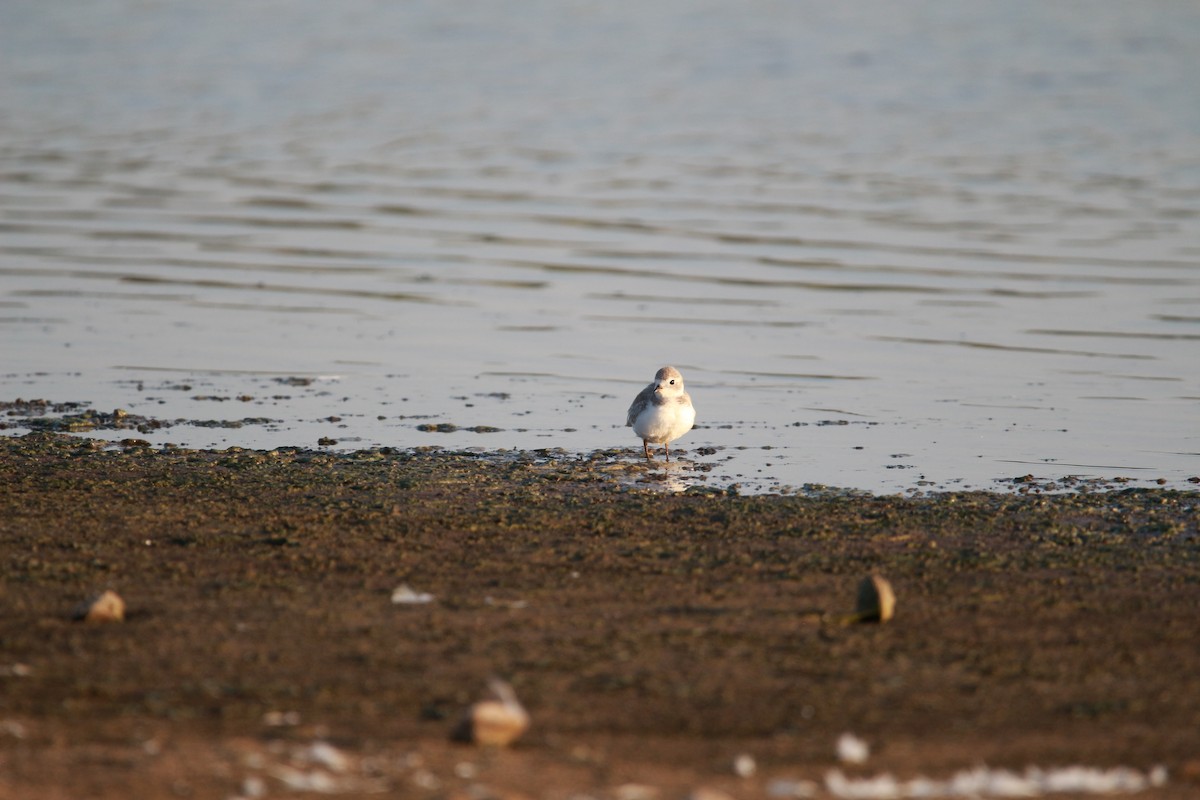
[632,397,695,444]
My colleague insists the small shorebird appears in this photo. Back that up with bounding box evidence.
[625,365,696,462]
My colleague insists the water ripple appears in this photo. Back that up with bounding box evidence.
[2,1,1198,492]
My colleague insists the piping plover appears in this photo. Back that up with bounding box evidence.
[625,365,696,462]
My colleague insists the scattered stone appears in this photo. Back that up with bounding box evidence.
[72,590,125,623]
[191,417,275,429]
[453,677,530,747]
[414,422,503,434]
[854,574,895,623]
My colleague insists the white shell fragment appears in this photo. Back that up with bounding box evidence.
[390,584,435,605]
[766,778,819,798]
[73,590,125,623]
[824,764,1168,798]
[733,752,757,777]
[613,784,659,800]
[855,575,895,623]
[454,677,530,747]
[687,789,735,800]
[301,741,350,773]
[837,732,870,764]
[261,710,301,727]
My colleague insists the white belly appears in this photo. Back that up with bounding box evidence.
[632,401,695,444]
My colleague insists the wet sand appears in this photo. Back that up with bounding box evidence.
[1,432,1198,799]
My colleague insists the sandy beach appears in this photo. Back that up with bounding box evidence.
[0,432,1197,798]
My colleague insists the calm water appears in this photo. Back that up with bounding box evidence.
[2,1,1199,493]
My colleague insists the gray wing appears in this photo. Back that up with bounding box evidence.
[626,383,655,426]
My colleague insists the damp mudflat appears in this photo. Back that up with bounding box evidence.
[2,3,1199,494]
[1,433,1198,798]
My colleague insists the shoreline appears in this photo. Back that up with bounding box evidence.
[5,398,1198,497]
[1,432,1198,798]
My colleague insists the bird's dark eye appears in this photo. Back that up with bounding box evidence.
[669,379,676,385]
